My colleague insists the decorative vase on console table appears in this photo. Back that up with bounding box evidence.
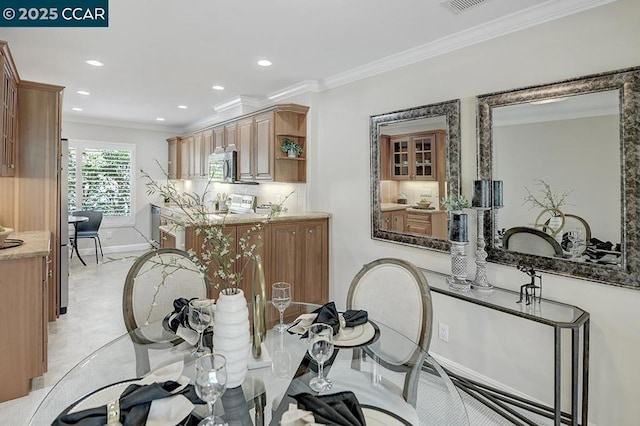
[212,288,251,388]
[447,211,470,292]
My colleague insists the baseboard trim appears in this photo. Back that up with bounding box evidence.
[430,353,547,406]
[75,243,151,256]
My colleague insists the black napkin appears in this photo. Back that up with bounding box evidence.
[299,302,368,337]
[53,381,203,426]
[162,297,213,347]
[292,391,366,426]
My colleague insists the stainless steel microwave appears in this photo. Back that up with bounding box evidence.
[209,151,237,183]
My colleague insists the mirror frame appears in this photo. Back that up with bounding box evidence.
[477,66,640,289]
[371,99,461,252]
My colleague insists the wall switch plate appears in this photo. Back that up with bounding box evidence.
[438,322,449,342]
[106,231,112,239]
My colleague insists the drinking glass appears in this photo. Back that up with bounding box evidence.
[568,228,584,258]
[189,299,213,357]
[272,282,291,333]
[195,353,227,426]
[307,323,334,392]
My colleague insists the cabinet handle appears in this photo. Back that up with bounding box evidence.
[292,231,296,235]
[308,229,313,234]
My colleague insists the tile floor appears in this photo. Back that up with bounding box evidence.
[0,250,526,425]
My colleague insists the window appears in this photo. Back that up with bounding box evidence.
[68,140,136,227]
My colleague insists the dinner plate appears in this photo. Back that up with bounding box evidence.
[361,405,412,426]
[333,321,378,348]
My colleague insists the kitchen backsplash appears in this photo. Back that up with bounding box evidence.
[178,180,307,212]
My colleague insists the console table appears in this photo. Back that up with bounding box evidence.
[421,268,589,426]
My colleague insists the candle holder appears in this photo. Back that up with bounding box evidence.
[447,211,470,292]
[447,240,470,292]
[472,207,493,290]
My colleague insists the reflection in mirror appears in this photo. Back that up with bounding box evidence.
[371,100,461,252]
[477,67,640,288]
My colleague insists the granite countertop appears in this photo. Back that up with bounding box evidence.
[381,203,409,212]
[0,231,51,261]
[159,205,331,226]
[406,207,445,214]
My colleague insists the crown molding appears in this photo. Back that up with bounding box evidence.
[213,95,261,112]
[267,80,320,102]
[321,0,618,90]
[63,114,182,133]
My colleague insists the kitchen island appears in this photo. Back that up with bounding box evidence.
[0,231,51,402]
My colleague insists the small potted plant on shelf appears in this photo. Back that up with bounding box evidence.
[441,193,471,213]
[280,137,303,158]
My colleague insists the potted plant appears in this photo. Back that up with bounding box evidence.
[441,193,471,213]
[280,137,303,158]
[524,178,573,239]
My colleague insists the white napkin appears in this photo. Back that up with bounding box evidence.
[280,403,326,426]
[287,313,317,335]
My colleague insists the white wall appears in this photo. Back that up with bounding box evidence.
[308,0,640,424]
[62,121,175,252]
[495,115,620,242]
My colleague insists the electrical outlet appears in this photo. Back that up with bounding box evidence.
[106,231,112,239]
[438,322,449,342]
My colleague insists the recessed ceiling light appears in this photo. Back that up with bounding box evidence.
[72,107,83,112]
[156,117,165,121]
[212,85,225,91]
[77,90,90,96]
[85,59,104,67]
[178,105,188,109]
[257,59,272,67]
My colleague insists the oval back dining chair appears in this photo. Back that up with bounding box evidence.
[122,248,267,425]
[503,227,564,257]
[346,257,433,407]
[70,210,104,263]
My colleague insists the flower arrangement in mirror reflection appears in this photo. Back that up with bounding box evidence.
[138,164,293,320]
[523,178,573,215]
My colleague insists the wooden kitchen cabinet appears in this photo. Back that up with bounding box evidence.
[388,130,446,183]
[381,209,407,233]
[0,44,18,177]
[0,251,49,402]
[203,128,214,175]
[236,223,269,298]
[167,137,180,179]
[213,126,225,153]
[238,112,275,181]
[192,131,205,178]
[406,210,448,239]
[159,228,176,248]
[179,134,193,179]
[270,219,329,310]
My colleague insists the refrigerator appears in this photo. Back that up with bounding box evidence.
[59,138,69,314]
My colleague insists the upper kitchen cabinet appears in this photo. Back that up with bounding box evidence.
[179,134,193,180]
[273,104,308,183]
[389,131,445,181]
[0,42,18,177]
[167,137,180,179]
[192,131,206,179]
[238,112,274,181]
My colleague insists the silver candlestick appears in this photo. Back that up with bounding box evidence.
[472,207,493,290]
[447,241,470,292]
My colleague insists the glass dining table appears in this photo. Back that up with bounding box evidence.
[31,303,469,425]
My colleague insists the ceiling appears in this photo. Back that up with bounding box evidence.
[0,0,614,131]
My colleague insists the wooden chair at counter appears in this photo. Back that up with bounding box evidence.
[346,257,433,407]
[122,248,266,425]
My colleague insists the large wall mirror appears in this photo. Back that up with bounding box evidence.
[478,67,640,289]
[371,99,461,252]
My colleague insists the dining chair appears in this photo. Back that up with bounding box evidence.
[122,248,266,425]
[503,226,564,257]
[346,257,433,407]
[70,210,104,263]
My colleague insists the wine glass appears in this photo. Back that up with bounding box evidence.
[195,353,227,426]
[272,282,291,333]
[189,299,213,357]
[568,227,584,258]
[307,323,334,392]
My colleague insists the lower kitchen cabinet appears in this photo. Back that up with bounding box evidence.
[381,209,407,233]
[185,217,329,323]
[0,253,48,402]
